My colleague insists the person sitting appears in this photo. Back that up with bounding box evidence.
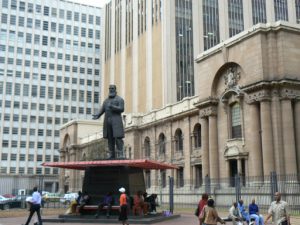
[145,194,158,213]
[249,198,264,225]
[77,191,90,215]
[65,191,82,215]
[238,199,250,224]
[229,202,243,225]
[95,192,114,218]
[133,191,148,216]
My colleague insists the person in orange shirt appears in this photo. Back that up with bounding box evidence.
[118,187,129,225]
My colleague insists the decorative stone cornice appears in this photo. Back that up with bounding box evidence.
[194,97,219,118]
[199,106,218,118]
[194,96,219,109]
[243,79,300,104]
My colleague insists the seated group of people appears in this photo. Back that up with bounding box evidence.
[133,191,158,216]
[229,199,264,225]
[66,190,158,218]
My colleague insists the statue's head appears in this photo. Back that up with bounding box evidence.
[109,84,117,98]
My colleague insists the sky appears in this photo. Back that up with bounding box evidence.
[69,0,109,7]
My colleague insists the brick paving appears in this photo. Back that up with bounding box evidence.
[0,213,299,225]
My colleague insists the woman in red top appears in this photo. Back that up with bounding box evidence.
[118,187,129,225]
[198,193,209,225]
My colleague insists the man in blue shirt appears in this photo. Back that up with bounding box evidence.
[238,199,250,224]
[249,198,264,225]
[95,192,114,218]
[24,186,43,225]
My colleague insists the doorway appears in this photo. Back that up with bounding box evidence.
[229,159,238,187]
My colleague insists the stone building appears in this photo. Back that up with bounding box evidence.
[60,1,300,192]
[123,22,300,189]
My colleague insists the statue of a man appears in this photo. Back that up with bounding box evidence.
[92,85,125,159]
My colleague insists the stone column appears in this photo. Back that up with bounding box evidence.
[69,148,77,192]
[281,99,297,175]
[271,92,285,175]
[260,100,275,175]
[294,100,300,175]
[247,103,263,177]
[183,117,192,188]
[208,115,219,181]
[237,159,242,175]
[59,149,66,193]
[200,117,209,179]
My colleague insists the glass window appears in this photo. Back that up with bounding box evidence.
[89,15,94,24]
[228,0,244,37]
[296,0,300,24]
[28,3,34,13]
[81,13,87,23]
[67,11,72,20]
[274,0,288,21]
[144,137,151,158]
[193,124,201,148]
[10,15,16,25]
[1,14,8,24]
[231,102,242,138]
[177,167,184,187]
[175,129,183,151]
[252,0,267,24]
[158,133,166,155]
[43,21,48,31]
[51,22,56,32]
[96,16,101,25]
[27,18,33,28]
[44,6,50,16]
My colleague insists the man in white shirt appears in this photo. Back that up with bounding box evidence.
[265,192,290,225]
[229,202,243,225]
[23,186,43,225]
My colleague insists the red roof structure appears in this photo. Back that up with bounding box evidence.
[42,159,178,170]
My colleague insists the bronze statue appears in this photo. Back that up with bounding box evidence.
[93,85,124,159]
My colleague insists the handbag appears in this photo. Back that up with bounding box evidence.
[194,206,199,217]
[199,206,206,222]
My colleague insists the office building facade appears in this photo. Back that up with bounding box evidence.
[97,0,300,190]
[0,0,101,194]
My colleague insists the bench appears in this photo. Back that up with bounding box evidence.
[77,205,120,215]
[221,217,255,224]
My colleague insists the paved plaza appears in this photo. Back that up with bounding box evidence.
[1,213,300,225]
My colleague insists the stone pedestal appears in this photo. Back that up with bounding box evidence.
[82,166,146,204]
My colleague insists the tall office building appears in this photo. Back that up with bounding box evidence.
[95,0,300,190]
[102,0,300,113]
[0,0,101,194]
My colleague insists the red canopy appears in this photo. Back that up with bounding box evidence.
[42,159,178,170]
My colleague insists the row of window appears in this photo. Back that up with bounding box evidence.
[1,153,59,162]
[0,60,100,76]
[0,30,100,52]
[2,140,59,149]
[1,126,59,137]
[0,46,100,64]
[0,166,59,175]
[0,111,86,126]
[2,0,101,25]
[143,103,242,157]
[1,84,98,103]
[1,14,101,39]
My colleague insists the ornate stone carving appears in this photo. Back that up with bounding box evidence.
[224,66,240,89]
[199,106,218,118]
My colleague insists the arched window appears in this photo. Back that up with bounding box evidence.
[158,133,166,155]
[231,102,242,138]
[175,129,183,151]
[193,123,201,148]
[144,137,151,158]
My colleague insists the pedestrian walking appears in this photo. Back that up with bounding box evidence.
[23,186,43,225]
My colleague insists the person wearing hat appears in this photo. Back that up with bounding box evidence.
[118,187,129,225]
